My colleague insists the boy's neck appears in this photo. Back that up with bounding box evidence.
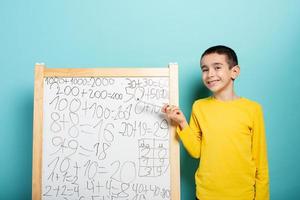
[213,90,239,102]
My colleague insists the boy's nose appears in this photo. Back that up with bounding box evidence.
[208,69,215,77]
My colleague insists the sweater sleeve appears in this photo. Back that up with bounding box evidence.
[177,103,202,159]
[252,105,270,200]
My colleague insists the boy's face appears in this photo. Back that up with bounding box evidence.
[200,53,240,94]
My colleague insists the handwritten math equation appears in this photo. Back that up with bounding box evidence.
[42,77,171,200]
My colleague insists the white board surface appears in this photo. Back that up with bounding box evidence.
[41,77,171,200]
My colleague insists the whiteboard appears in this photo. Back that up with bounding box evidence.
[32,65,180,200]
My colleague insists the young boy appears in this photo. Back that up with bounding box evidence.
[162,45,269,200]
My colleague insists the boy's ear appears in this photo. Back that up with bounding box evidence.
[231,65,240,80]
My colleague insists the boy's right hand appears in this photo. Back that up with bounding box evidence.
[161,104,188,130]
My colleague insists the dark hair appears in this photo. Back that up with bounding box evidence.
[201,45,238,68]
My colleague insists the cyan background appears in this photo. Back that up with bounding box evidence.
[1,0,300,199]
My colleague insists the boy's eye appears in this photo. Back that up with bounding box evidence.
[202,68,208,72]
[215,66,222,70]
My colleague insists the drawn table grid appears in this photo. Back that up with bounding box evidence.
[138,138,170,177]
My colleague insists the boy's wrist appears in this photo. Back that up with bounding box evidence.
[179,121,188,130]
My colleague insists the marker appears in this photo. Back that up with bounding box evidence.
[163,103,180,115]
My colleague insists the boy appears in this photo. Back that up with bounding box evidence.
[162,45,269,200]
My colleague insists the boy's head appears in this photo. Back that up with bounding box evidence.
[200,45,240,95]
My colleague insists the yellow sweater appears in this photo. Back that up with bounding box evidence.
[178,97,269,200]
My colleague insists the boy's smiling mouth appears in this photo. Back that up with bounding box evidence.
[207,80,220,85]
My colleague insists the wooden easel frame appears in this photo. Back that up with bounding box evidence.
[32,64,180,199]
